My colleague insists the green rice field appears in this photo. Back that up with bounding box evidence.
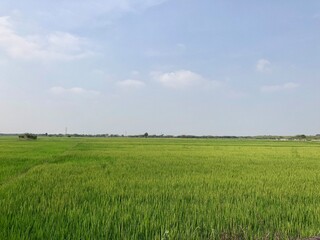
[1,137,320,239]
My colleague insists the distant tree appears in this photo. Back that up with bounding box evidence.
[296,134,307,139]
[18,133,37,140]
[144,132,148,138]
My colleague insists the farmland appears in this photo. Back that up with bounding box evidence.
[0,137,320,239]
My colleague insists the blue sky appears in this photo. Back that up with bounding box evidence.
[0,0,319,135]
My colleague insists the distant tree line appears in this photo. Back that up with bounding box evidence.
[0,132,319,141]
[31,134,320,141]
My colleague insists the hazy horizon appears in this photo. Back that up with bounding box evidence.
[1,1,319,136]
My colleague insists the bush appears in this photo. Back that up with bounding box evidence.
[19,133,37,140]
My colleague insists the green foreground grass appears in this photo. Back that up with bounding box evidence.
[0,137,320,239]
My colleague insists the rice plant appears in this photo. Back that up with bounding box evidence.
[0,137,320,239]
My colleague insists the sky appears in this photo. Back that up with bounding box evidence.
[0,0,319,136]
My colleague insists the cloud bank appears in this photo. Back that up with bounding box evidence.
[0,16,92,61]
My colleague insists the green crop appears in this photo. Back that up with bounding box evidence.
[1,137,320,239]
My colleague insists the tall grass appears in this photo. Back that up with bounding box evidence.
[0,137,320,239]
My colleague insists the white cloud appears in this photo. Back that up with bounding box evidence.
[117,79,145,88]
[260,82,299,93]
[50,86,100,96]
[152,70,209,89]
[256,58,271,73]
[0,16,93,61]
